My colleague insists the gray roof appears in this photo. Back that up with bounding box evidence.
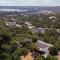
[36,40,53,48]
[31,27,45,34]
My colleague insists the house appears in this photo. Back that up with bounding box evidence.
[6,21,16,27]
[31,27,45,34]
[36,40,53,58]
[16,24,22,28]
[48,16,56,20]
[25,22,35,30]
[6,21,21,28]
[11,18,17,22]
[56,29,60,33]
[27,25,35,30]
[25,22,32,25]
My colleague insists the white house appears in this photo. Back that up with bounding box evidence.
[56,29,60,33]
[6,21,16,27]
[48,16,56,20]
[25,22,32,26]
[25,22,35,30]
[36,40,53,58]
[16,24,22,28]
[6,21,21,28]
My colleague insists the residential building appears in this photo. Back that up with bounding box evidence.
[31,27,45,34]
[36,40,53,58]
[56,29,60,33]
[6,21,16,27]
[25,22,35,30]
[6,21,21,28]
[48,16,56,20]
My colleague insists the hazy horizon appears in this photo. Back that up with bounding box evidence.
[0,0,60,6]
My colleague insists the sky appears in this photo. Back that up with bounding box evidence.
[0,0,60,6]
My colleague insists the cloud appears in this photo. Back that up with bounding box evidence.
[0,0,59,6]
[26,0,59,6]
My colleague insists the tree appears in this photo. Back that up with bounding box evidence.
[35,56,44,60]
[32,36,37,43]
[29,43,37,50]
[0,30,12,60]
[49,47,58,56]
[0,32,12,45]
[47,55,57,60]
[15,48,29,56]
[0,52,12,60]
[54,36,60,49]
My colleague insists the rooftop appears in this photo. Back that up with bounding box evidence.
[36,40,53,48]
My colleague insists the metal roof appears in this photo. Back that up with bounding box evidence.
[37,40,53,48]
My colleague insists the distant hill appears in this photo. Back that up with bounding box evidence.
[0,6,60,13]
[0,6,60,16]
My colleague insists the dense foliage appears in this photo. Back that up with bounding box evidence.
[0,13,60,60]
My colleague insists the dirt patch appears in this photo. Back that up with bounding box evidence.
[57,55,60,60]
[57,52,60,60]
[21,52,33,60]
